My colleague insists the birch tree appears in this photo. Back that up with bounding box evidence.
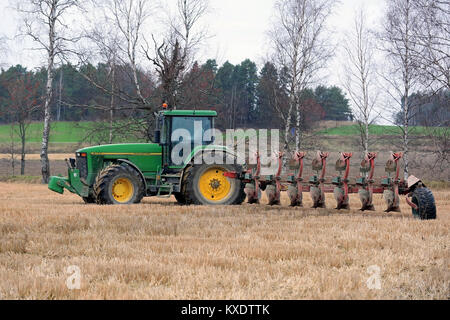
[109,0,151,105]
[17,0,82,183]
[378,0,422,180]
[342,8,379,154]
[268,0,335,164]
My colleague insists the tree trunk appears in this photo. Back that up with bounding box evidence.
[283,96,294,169]
[295,101,301,151]
[364,116,369,154]
[403,94,409,180]
[20,123,26,176]
[41,55,54,184]
[40,3,57,184]
[57,68,63,121]
[109,63,115,144]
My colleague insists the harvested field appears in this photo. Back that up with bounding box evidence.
[0,182,448,299]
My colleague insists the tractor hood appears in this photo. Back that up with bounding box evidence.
[77,143,162,155]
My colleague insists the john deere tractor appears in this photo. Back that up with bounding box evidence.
[48,109,246,205]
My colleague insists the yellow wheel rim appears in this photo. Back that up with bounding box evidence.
[112,178,134,203]
[198,167,232,202]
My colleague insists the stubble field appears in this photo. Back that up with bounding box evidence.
[0,182,448,300]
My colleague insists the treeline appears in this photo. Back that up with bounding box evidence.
[394,90,450,127]
[1,61,446,137]
[0,60,354,134]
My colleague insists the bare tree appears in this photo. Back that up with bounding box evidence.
[16,0,82,183]
[82,18,121,143]
[268,0,335,166]
[411,0,449,91]
[411,1,450,171]
[378,0,422,180]
[109,0,151,105]
[170,0,209,69]
[3,73,40,175]
[145,0,209,109]
[342,8,379,154]
[77,0,157,141]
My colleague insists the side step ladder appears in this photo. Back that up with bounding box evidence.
[156,184,174,198]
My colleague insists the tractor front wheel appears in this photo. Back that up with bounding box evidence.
[82,195,96,204]
[180,164,246,205]
[93,163,145,205]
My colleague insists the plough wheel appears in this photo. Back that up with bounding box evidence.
[411,187,436,220]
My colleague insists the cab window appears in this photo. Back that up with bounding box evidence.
[171,117,212,144]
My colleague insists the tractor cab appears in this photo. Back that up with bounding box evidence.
[154,110,217,169]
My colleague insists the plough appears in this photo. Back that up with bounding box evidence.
[225,151,437,218]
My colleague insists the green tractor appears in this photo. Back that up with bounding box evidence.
[48,109,246,205]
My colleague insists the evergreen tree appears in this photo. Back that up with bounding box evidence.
[314,85,353,121]
[256,62,283,128]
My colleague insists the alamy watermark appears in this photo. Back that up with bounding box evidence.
[66,265,81,290]
[171,121,281,174]
[366,265,382,290]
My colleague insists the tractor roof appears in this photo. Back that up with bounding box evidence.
[163,110,217,117]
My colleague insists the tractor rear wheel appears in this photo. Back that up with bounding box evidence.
[411,187,436,220]
[179,163,246,205]
[82,195,96,204]
[174,192,186,204]
[93,163,145,205]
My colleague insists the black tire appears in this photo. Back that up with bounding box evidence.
[179,163,246,205]
[174,192,186,204]
[93,163,145,205]
[411,187,436,220]
[82,195,96,204]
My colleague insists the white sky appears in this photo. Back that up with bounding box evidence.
[1,0,385,70]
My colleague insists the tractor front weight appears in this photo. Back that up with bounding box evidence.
[48,168,89,198]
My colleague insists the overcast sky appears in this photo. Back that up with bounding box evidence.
[1,0,385,66]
